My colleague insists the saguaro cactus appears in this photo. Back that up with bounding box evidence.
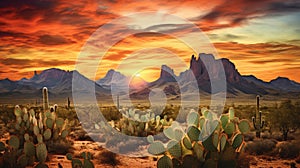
[67,97,71,109]
[252,95,265,138]
[42,87,49,111]
[117,94,120,110]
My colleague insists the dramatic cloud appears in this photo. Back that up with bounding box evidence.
[0,0,299,82]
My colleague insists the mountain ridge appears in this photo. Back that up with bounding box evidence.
[1,54,300,103]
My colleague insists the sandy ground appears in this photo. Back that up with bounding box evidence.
[43,141,299,168]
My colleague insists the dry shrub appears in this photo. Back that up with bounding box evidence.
[276,142,300,159]
[245,139,277,155]
[98,150,120,166]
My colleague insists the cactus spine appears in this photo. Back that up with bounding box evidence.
[42,87,49,111]
[252,95,265,138]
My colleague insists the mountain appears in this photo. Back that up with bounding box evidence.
[243,75,300,93]
[1,53,300,103]
[96,69,148,93]
[130,53,300,98]
[96,69,128,89]
[0,68,109,103]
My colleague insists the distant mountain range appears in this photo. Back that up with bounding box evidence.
[1,53,300,103]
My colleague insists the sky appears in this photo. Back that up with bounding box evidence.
[0,0,299,82]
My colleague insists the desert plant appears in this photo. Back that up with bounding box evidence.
[98,150,120,166]
[276,142,300,159]
[269,100,300,141]
[108,108,172,136]
[66,152,94,168]
[42,87,49,112]
[0,88,71,167]
[147,107,250,168]
[244,139,277,155]
[252,95,265,138]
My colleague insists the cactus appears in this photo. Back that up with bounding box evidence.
[42,87,49,111]
[252,95,265,138]
[67,97,71,109]
[36,143,47,163]
[24,141,35,157]
[8,135,20,150]
[66,152,95,168]
[113,108,171,136]
[2,88,70,167]
[117,94,120,110]
[148,107,250,167]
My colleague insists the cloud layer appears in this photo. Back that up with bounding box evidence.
[0,0,299,82]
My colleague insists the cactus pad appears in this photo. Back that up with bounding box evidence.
[167,140,181,158]
[24,133,30,141]
[187,111,199,126]
[148,141,165,155]
[232,133,243,149]
[61,129,69,138]
[187,125,200,142]
[229,107,235,120]
[34,125,40,136]
[163,127,175,140]
[83,159,94,168]
[147,135,154,144]
[157,155,172,168]
[174,128,184,142]
[46,118,54,129]
[220,114,229,129]
[219,134,227,152]
[43,128,52,140]
[37,134,43,143]
[238,119,250,134]
[182,136,192,150]
[199,117,205,130]
[56,118,65,128]
[193,142,204,161]
[224,122,235,135]
[24,141,35,157]
[14,106,22,117]
[9,135,20,150]
[36,143,47,163]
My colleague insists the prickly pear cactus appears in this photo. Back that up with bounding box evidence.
[66,152,95,168]
[112,108,172,136]
[148,107,250,168]
[36,143,47,163]
[2,88,71,167]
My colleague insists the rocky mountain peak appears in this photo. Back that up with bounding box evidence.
[159,65,177,82]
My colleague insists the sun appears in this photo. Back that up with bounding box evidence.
[135,73,141,77]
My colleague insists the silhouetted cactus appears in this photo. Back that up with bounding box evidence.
[67,97,71,109]
[252,95,265,138]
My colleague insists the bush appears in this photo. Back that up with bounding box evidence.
[276,142,300,159]
[98,150,120,166]
[245,139,277,155]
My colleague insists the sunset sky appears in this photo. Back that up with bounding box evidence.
[0,0,299,82]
